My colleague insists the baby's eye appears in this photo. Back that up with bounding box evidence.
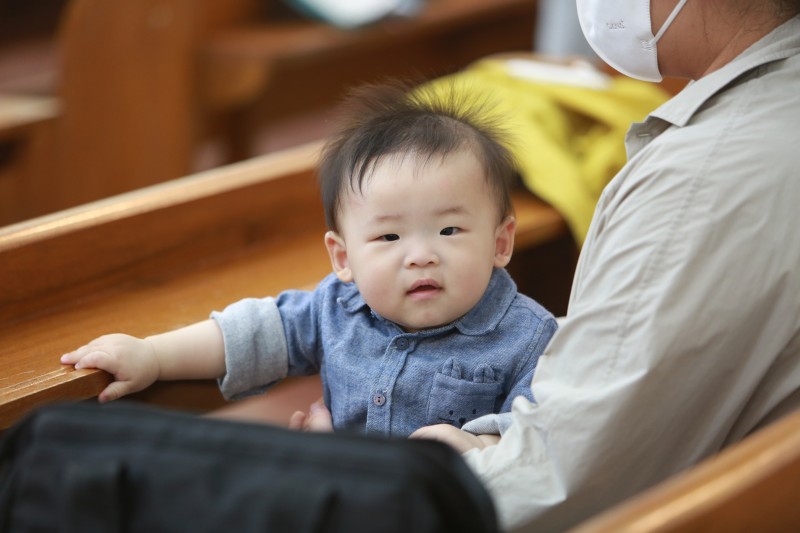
[380,234,400,242]
[440,227,459,236]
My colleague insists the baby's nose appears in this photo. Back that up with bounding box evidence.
[405,242,439,267]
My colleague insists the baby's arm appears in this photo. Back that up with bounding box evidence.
[60,319,226,403]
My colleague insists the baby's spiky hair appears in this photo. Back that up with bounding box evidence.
[318,80,517,231]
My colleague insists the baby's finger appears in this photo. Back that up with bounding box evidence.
[60,343,94,364]
[97,380,133,403]
[71,349,119,374]
[288,410,307,431]
[60,352,79,365]
[304,400,334,432]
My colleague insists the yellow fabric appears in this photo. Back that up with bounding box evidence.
[420,59,670,245]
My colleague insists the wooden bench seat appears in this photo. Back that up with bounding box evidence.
[0,140,571,430]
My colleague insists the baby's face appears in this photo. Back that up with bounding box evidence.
[326,150,514,331]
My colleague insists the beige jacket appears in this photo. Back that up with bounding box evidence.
[465,16,800,532]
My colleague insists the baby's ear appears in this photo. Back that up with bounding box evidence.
[324,231,353,282]
[493,216,516,268]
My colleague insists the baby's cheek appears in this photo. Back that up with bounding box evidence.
[356,278,393,312]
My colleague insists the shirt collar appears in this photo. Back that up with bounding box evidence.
[453,268,517,335]
[337,268,517,336]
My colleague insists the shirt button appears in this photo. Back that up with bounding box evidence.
[373,393,386,406]
[395,338,409,350]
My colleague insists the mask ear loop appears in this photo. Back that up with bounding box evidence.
[651,0,690,45]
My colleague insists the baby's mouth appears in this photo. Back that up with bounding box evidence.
[408,279,441,296]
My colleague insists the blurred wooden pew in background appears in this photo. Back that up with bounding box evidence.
[0,94,59,225]
[0,0,538,225]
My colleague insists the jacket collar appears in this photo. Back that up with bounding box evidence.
[652,15,800,129]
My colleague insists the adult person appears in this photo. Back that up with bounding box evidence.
[306,0,800,529]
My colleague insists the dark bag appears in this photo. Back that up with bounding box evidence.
[0,402,498,532]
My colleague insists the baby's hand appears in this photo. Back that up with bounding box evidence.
[288,399,334,433]
[410,424,500,453]
[60,334,160,403]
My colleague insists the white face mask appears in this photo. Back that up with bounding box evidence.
[576,0,689,82]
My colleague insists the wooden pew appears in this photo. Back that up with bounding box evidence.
[0,140,572,431]
[4,0,537,224]
[0,94,59,225]
[202,0,539,159]
[569,408,800,532]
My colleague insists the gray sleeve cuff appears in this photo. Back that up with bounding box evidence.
[461,412,514,436]
[211,297,289,401]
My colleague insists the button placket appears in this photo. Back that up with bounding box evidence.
[372,337,412,409]
[366,334,415,433]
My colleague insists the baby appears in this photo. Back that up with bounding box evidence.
[62,81,557,438]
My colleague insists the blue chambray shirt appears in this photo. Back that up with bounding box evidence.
[212,268,557,438]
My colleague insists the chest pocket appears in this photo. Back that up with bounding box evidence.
[426,357,503,428]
